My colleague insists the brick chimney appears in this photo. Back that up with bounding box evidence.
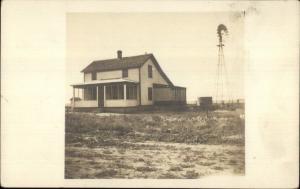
[117,50,122,59]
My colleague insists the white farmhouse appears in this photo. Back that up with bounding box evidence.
[71,51,186,111]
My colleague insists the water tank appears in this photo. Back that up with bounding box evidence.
[198,97,213,110]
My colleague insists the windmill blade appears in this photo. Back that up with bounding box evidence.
[217,24,228,43]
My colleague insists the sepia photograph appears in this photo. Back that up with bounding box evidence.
[1,0,298,187]
[65,12,245,179]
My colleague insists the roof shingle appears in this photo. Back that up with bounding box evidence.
[81,53,174,86]
[81,54,152,72]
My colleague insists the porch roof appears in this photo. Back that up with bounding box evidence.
[71,78,139,88]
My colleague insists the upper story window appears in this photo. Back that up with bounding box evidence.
[148,65,152,78]
[92,72,97,80]
[122,69,128,78]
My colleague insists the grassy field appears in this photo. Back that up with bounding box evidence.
[65,109,245,179]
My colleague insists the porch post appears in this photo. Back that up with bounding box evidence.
[82,88,84,100]
[104,85,106,103]
[96,85,98,101]
[72,87,75,111]
[124,83,126,100]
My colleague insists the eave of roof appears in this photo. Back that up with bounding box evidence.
[71,78,139,87]
[81,53,174,87]
[153,83,185,89]
[149,55,174,87]
[81,54,152,73]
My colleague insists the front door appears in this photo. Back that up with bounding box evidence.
[98,85,104,107]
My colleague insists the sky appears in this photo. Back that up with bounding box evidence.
[66,12,244,103]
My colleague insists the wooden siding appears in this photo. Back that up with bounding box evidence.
[84,73,92,82]
[153,88,173,101]
[73,100,98,107]
[154,87,186,103]
[140,59,169,105]
[105,99,138,107]
[97,70,121,80]
[92,68,140,81]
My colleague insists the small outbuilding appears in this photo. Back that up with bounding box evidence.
[198,97,213,110]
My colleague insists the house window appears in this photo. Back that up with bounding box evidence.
[92,72,97,80]
[106,84,124,100]
[148,65,152,78]
[92,87,97,100]
[148,87,152,101]
[122,69,128,78]
[126,84,137,99]
[84,86,97,100]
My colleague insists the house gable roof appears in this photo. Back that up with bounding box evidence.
[81,53,174,86]
[148,55,173,86]
[81,54,152,73]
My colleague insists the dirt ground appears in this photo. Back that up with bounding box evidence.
[65,109,245,179]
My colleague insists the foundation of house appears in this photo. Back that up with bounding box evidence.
[67,104,188,113]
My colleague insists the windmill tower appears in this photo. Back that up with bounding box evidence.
[215,24,231,104]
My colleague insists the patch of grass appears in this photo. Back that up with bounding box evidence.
[225,150,235,155]
[169,166,183,171]
[213,166,224,171]
[179,163,195,168]
[144,154,153,158]
[94,164,106,169]
[183,170,199,179]
[158,172,179,179]
[228,159,237,165]
[198,161,215,166]
[87,160,99,165]
[185,147,191,150]
[115,163,134,170]
[65,148,104,159]
[117,148,126,154]
[94,169,117,178]
[183,155,198,162]
[136,166,157,172]
[66,110,245,146]
[102,149,113,154]
[136,158,145,162]
[233,166,245,174]
[145,161,153,166]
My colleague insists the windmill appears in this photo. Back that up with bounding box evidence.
[215,24,231,104]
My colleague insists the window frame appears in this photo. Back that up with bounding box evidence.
[148,65,153,78]
[126,84,137,100]
[91,72,97,80]
[84,86,97,100]
[92,87,97,100]
[105,84,124,100]
[122,69,128,78]
[148,87,152,101]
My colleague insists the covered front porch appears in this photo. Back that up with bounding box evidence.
[71,79,140,108]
